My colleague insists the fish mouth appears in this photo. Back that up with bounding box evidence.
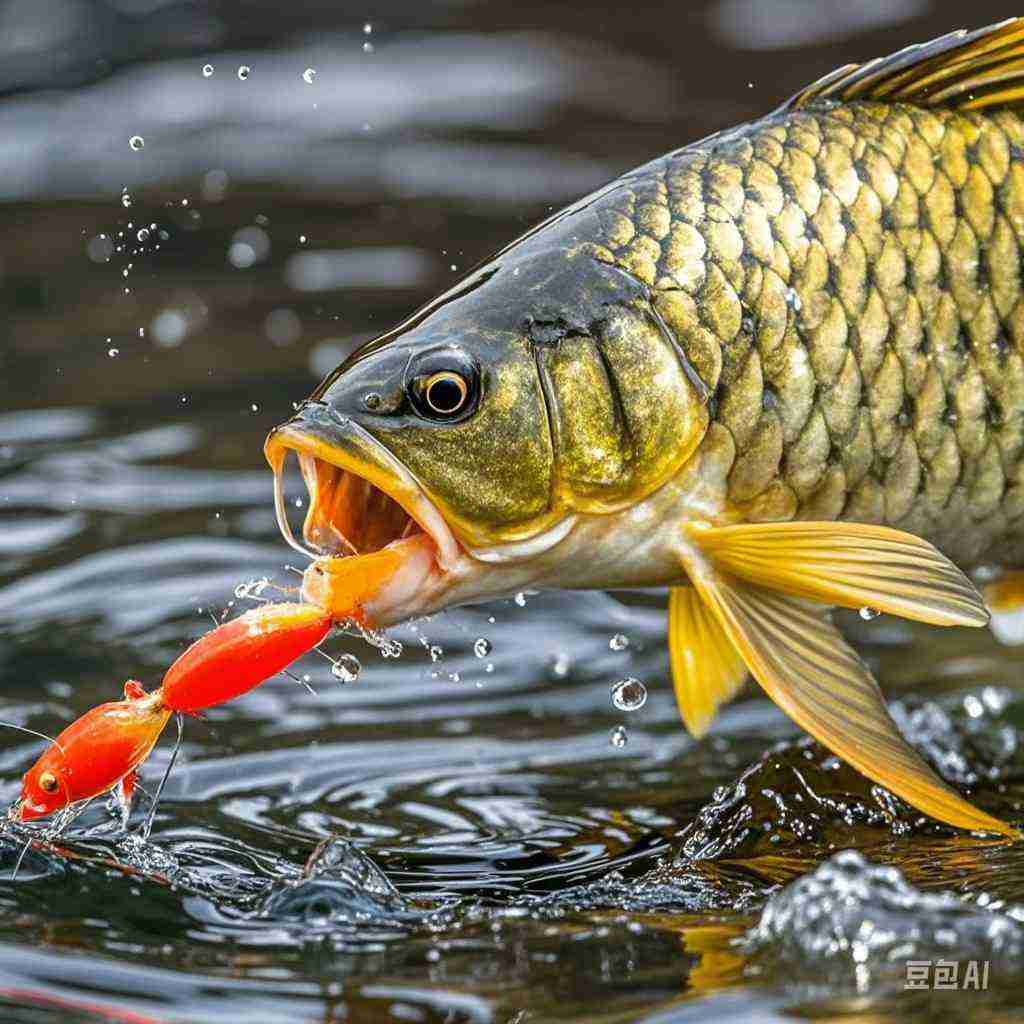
[265,404,461,615]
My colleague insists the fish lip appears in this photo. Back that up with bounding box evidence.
[264,406,462,573]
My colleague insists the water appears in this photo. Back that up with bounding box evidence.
[2,0,1024,1020]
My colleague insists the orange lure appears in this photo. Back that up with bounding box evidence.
[13,601,334,824]
[160,603,332,713]
[16,681,171,822]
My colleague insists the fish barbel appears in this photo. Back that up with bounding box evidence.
[267,19,1024,838]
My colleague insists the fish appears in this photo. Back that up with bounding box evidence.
[265,18,1024,838]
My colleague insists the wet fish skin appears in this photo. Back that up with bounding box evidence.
[592,100,1024,571]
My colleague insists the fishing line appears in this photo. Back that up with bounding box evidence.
[142,713,183,842]
[0,721,65,754]
[283,668,317,696]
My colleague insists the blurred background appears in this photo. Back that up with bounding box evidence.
[3,2,1024,1023]
[4,0,1016,416]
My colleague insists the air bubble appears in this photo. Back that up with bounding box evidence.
[107,348,119,358]
[609,725,628,748]
[136,228,150,242]
[202,64,214,77]
[362,41,375,53]
[428,644,443,662]
[514,592,527,607]
[129,135,144,151]
[237,65,251,80]
[302,68,317,84]
[473,638,491,658]
[859,606,880,621]
[609,633,629,651]
[331,654,361,683]
[121,188,133,208]
[610,678,647,712]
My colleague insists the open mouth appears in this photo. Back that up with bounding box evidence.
[265,418,461,576]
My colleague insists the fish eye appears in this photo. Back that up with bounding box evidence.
[38,771,58,794]
[407,348,479,421]
[424,372,468,416]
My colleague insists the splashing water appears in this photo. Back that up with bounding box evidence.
[609,725,628,748]
[610,678,647,712]
[234,577,270,600]
[330,654,361,683]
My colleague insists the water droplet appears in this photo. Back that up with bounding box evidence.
[786,287,802,312]
[362,41,375,53]
[428,644,443,662]
[202,63,214,78]
[298,234,308,245]
[121,188,133,208]
[551,652,571,678]
[609,633,629,651]
[294,496,303,508]
[136,228,149,242]
[609,725,628,748]
[237,65,251,80]
[129,135,144,151]
[302,67,317,84]
[514,592,527,607]
[473,638,491,658]
[250,403,259,412]
[610,678,647,712]
[363,21,373,33]
[107,348,119,358]
[859,606,880,621]
[331,653,361,683]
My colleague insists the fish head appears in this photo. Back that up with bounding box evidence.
[266,242,712,623]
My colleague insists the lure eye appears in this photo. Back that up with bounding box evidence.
[38,771,58,794]
[423,371,469,416]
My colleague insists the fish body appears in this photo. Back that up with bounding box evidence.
[268,20,1024,837]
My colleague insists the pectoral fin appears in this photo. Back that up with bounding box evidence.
[678,564,1017,837]
[668,586,747,738]
[690,521,989,627]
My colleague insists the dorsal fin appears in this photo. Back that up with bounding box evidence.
[782,17,1024,114]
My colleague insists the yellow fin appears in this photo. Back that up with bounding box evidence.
[685,569,1018,838]
[668,586,748,738]
[688,521,989,628]
[784,17,1024,114]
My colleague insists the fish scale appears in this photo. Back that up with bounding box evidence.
[588,101,1024,570]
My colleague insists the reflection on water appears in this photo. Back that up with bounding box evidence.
[4,0,1024,1021]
